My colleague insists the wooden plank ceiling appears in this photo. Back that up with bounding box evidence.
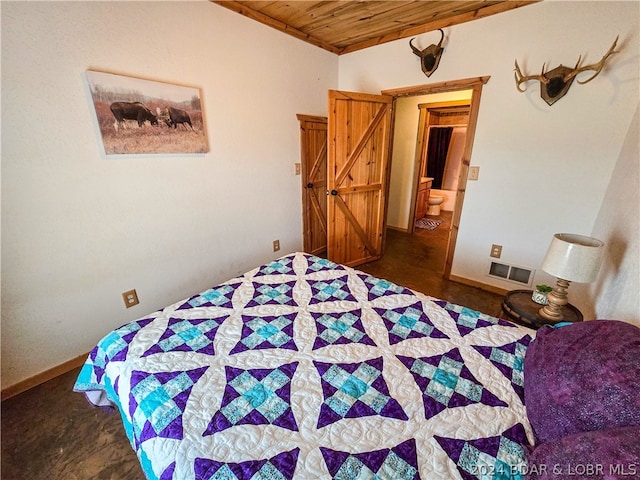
[212,1,537,54]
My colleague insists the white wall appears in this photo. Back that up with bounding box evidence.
[1,1,338,388]
[575,104,639,324]
[339,1,639,317]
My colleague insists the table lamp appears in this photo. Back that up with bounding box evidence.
[538,233,605,321]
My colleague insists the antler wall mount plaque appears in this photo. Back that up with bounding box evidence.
[410,29,445,77]
[514,37,619,106]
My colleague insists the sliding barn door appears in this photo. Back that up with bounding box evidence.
[327,90,393,267]
[297,114,328,256]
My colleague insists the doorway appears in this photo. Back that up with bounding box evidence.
[298,77,489,277]
[383,77,489,279]
[412,100,470,228]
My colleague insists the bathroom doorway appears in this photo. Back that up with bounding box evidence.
[383,77,486,279]
[414,100,470,227]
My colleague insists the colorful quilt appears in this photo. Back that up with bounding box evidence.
[74,252,535,480]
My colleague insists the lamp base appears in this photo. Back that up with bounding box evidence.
[538,278,571,322]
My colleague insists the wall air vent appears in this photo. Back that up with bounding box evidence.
[488,261,534,286]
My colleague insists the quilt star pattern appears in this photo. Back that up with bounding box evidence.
[311,309,376,349]
[230,313,298,353]
[314,357,408,428]
[142,317,224,357]
[75,252,535,480]
[434,423,529,480]
[374,301,449,344]
[473,336,532,403]
[194,449,300,480]
[320,439,419,480]
[434,300,516,337]
[397,348,509,419]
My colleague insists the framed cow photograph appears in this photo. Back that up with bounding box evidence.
[86,70,208,155]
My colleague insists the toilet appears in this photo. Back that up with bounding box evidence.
[426,195,444,216]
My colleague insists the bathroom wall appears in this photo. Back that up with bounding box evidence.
[441,127,466,192]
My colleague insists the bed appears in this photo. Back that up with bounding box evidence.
[74,252,537,479]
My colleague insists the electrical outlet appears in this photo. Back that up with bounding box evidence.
[294,163,301,175]
[122,289,139,308]
[273,239,280,252]
[490,244,503,258]
[468,166,480,181]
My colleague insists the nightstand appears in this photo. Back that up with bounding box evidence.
[500,289,583,329]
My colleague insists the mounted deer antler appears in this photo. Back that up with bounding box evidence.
[410,29,445,77]
[514,36,619,106]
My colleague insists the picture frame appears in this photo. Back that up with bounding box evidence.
[86,70,209,155]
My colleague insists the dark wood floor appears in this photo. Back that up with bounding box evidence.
[358,212,503,315]
[1,213,503,479]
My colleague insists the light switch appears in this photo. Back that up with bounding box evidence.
[469,166,480,181]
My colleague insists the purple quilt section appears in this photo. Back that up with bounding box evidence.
[254,257,295,276]
[308,275,357,304]
[177,282,241,310]
[89,318,154,383]
[321,439,420,479]
[473,335,532,403]
[128,367,208,448]
[204,363,299,435]
[304,255,345,274]
[159,462,175,480]
[194,448,300,480]
[314,357,408,428]
[434,423,529,480]
[246,281,297,307]
[374,302,448,345]
[358,274,414,301]
[229,313,298,354]
[433,300,515,336]
[142,317,226,357]
[311,309,376,350]
[397,348,507,419]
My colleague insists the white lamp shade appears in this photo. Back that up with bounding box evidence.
[541,233,605,283]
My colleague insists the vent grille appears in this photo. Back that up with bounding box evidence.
[488,261,534,286]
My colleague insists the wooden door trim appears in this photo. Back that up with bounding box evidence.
[296,114,327,123]
[382,76,490,280]
[382,77,490,97]
[408,105,429,233]
[330,90,393,103]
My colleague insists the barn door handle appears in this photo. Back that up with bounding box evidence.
[330,190,338,196]
[306,183,314,189]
